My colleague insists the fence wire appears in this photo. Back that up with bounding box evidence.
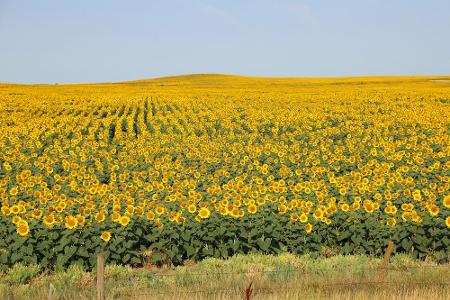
[107,264,450,298]
[113,282,450,298]
[127,263,450,278]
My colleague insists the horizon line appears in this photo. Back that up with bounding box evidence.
[1,73,450,86]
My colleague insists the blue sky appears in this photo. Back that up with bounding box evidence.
[1,0,449,83]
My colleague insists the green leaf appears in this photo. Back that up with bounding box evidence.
[257,237,272,252]
[401,238,413,251]
[64,245,78,258]
[337,231,352,242]
[77,247,90,258]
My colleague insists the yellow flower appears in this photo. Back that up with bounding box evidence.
[146,210,156,220]
[100,231,111,242]
[111,212,120,222]
[304,223,313,233]
[12,216,22,224]
[65,215,78,229]
[198,207,211,219]
[16,220,30,236]
[428,205,439,217]
[401,212,410,222]
[230,207,240,218]
[95,212,106,222]
[187,204,197,214]
[313,209,323,220]
[119,215,130,226]
[363,201,374,213]
[43,214,55,227]
[387,217,396,227]
[290,213,298,221]
[340,203,350,212]
[76,214,85,225]
[155,205,165,215]
[1,206,10,215]
[247,204,257,214]
[443,195,450,208]
[446,216,450,228]
[299,213,308,223]
[278,204,287,214]
[10,187,18,196]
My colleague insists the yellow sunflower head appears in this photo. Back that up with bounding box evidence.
[443,195,450,208]
[100,231,111,243]
[428,205,439,217]
[247,204,257,214]
[198,207,211,219]
[16,220,30,237]
[304,223,313,233]
[146,210,156,220]
[119,215,130,226]
[43,214,55,227]
[65,216,78,229]
[187,204,197,214]
[299,213,308,223]
[95,212,106,223]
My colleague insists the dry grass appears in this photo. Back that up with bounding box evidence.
[0,253,448,299]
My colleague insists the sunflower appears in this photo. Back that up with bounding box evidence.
[386,217,396,227]
[76,214,85,225]
[12,216,22,224]
[299,213,308,223]
[95,212,106,222]
[230,207,240,218]
[65,216,78,229]
[247,204,257,214]
[363,201,374,213]
[16,220,30,237]
[119,215,130,226]
[443,195,450,208]
[340,203,350,212]
[278,204,287,214]
[428,205,439,217]
[111,212,120,222]
[401,212,410,222]
[304,223,313,233]
[168,212,178,222]
[155,205,165,215]
[446,216,450,228]
[290,213,298,221]
[187,204,197,214]
[43,214,55,227]
[126,205,135,215]
[146,210,156,220]
[10,187,18,196]
[100,231,111,243]
[198,207,211,219]
[10,205,20,214]
[155,218,163,227]
[313,209,323,220]
[1,206,10,215]
[322,217,332,225]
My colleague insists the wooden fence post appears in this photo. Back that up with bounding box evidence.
[97,252,105,300]
[378,240,394,282]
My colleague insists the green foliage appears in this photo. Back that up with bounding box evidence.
[5,263,40,285]
[0,207,449,271]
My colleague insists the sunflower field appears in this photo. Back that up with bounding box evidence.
[0,75,449,270]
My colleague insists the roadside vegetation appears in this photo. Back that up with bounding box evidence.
[0,253,448,299]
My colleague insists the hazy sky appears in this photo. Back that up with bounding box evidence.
[1,0,449,83]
